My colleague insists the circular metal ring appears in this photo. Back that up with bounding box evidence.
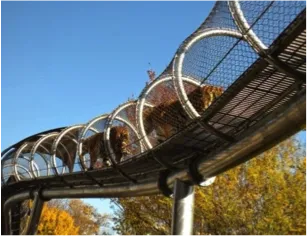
[136,74,201,149]
[13,143,41,181]
[30,132,59,178]
[104,101,144,165]
[51,125,84,175]
[1,148,16,185]
[52,124,100,175]
[228,0,267,54]
[173,28,243,120]
[77,114,109,171]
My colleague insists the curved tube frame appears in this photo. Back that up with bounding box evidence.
[14,163,34,181]
[173,28,243,120]
[104,101,144,164]
[51,125,84,175]
[13,143,41,181]
[228,1,267,54]
[137,74,203,149]
[30,133,59,178]
[1,149,16,185]
[77,114,109,171]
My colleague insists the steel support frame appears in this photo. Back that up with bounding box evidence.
[3,191,45,235]
[171,179,195,235]
[3,92,304,199]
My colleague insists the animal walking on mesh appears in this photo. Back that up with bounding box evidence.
[67,126,130,172]
[143,85,223,143]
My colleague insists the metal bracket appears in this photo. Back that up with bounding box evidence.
[158,170,173,197]
[187,160,204,186]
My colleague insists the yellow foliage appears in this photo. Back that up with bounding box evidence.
[112,136,306,235]
[37,205,79,235]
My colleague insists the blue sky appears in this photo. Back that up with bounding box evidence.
[2,1,306,231]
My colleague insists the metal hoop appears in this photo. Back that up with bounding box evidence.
[30,133,59,178]
[173,28,243,120]
[1,149,16,185]
[51,125,84,175]
[228,0,267,54]
[104,101,144,164]
[136,74,201,149]
[13,143,41,181]
[77,114,109,171]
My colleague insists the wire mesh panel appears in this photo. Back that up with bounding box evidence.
[104,101,144,165]
[77,114,109,171]
[30,133,60,178]
[199,1,238,31]
[237,1,306,48]
[136,74,201,149]
[51,125,86,175]
[173,28,259,122]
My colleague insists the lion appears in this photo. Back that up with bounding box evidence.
[80,126,130,170]
[143,85,223,143]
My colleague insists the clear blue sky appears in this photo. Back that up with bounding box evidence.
[1,0,215,229]
[2,1,306,232]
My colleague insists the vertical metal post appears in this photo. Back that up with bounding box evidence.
[2,199,6,235]
[24,191,44,235]
[11,202,21,235]
[171,179,195,235]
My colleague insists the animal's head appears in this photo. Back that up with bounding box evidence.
[200,85,224,98]
[110,126,131,158]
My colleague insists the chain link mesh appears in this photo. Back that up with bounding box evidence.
[240,1,305,47]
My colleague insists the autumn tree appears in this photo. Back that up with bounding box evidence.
[67,199,110,235]
[37,204,79,235]
[17,199,110,235]
[45,199,110,235]
[112,135,306,235]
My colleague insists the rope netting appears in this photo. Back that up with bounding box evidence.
[1,1,305,188]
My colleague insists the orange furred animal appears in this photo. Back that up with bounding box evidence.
[143,85,223,143]
[80,126,130,170]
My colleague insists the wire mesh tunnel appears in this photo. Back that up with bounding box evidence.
[1,0,305,189]
[1,1,306,234]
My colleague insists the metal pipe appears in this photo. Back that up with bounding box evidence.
[3,191,31,235]
[24,191,45,235]
[171,179,195,235]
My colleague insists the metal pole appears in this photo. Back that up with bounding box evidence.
[11,202,21,235]
[1,199,5,235]
[24,191,45,235]
[171,179,195,235]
